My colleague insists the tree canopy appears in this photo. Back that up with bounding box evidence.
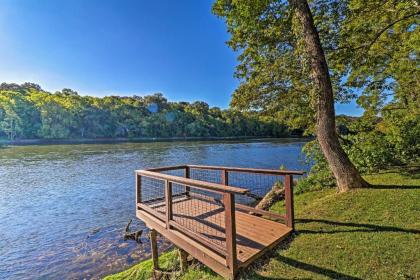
[213,0,419,190]
[213,0,418,132]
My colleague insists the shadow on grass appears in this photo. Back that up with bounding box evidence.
[365,184,420,189]
[242,251,362,280]
[254,255,363,280]
[237,235,362,280]
[296,219,420,234]
[369,166,420,179]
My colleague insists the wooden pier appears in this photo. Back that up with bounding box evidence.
[135,165,304,279]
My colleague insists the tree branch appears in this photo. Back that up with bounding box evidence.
[328,11,420,52]
[362,11,420,52]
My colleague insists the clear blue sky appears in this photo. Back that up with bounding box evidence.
[0,0,362,115]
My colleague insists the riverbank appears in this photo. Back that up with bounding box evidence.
[105,168,420,279]
[0,136,307,146]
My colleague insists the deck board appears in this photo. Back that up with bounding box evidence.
[146,196,292,266]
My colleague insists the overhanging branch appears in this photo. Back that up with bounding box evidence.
[328,11,420,53]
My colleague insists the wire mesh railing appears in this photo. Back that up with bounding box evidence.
[136,165,304,265]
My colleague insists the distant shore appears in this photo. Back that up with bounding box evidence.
[0,135,308,146]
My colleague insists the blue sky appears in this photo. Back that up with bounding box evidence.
[0,0,362,115]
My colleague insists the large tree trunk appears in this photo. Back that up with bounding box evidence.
[290,0,369,192]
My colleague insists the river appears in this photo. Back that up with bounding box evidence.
[0,139,308,279]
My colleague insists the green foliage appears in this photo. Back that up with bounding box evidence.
[0,83,291,140]
[381,107,420,165]
[212,0,317,133]
[331,0,419,173]
[344,131,395,173]
[340,110,419,173]
[335,0,419,115]
[0,89,41,139]
[300,109,419,191]
[296,140,335,193]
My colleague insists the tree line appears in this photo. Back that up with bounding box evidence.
[0,82,294,140]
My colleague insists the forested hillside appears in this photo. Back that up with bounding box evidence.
[0,83,293,140]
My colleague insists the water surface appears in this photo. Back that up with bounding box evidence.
[0,139,308,279]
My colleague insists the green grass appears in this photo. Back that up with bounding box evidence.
[105,169,420,280]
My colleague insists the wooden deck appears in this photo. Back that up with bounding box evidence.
[135,165,304,279]
[140,195,292,267]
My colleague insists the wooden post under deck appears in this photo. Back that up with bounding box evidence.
[149,229,159,270]
[178,247,188,273]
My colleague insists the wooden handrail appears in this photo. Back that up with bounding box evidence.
[187,164,305,176]
[136,170,249,194]
[144,164,304,176]
[146,165,187,172]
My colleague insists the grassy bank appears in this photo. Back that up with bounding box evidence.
[105,169,420,280]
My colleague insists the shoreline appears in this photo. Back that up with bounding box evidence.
[0,135,309,146]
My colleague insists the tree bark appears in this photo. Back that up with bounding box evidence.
[290,0,369,192]
[255,182,284,211]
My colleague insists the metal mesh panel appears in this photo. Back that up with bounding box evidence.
[160,169,187,196]
[140,168,227,249]
[190,168,222,184]
[188,168,224,200]
[228,171,284,205]
[140,176,166,216]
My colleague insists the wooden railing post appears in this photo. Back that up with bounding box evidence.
[224,193,237,278]
[136,173,142,207]
[221,169,228,185]
[284,175,295,230]
[222,168,237,278]
[185,166,190,197]
[165,180,173,229]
